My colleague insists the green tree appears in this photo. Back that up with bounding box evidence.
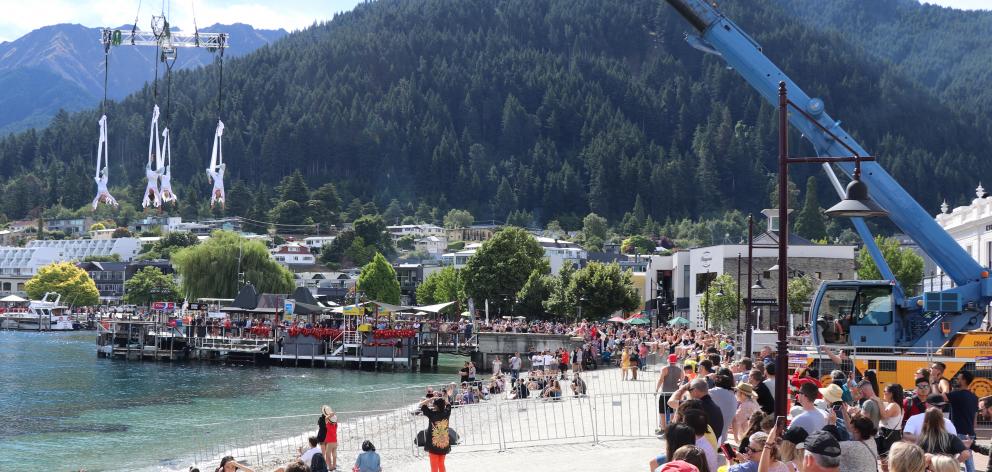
[492,177,517,220]
[358,252,400,304]
[787,275,815,315]
[269,200,305,225]
[112,227,132,238]
[416,266,466,306]
[396,234,416,251]
[794,176,827,241]
[90,222,106,231]
[278,169,311,204]
[857,236,925,295]
[25,262,99,306]
[344,236,376,266]
[544,261,577,318]
[515,269,553,319]
[582,213,609,250]
[311,183,343,219]
[566,262,639,319]
[354,214,395,257]
[463,227,546,311]
[700,273,740,331]
[621,235,655,254]
[172,230,294,299]
[383,199,404,225]
[443,209,474,229]
[124,266,181,306]
[81,254,121,262]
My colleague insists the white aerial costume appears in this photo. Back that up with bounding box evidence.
[159,127,177,203]
[91,115,118,209]
[206,120,226,208]
[142,105,162,208]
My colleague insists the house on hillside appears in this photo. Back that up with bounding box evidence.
[270,243,317,267]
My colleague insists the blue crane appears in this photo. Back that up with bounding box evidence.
[665,0,992,349]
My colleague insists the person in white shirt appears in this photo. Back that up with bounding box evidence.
[509,352,522,381]
[532,353,543,371]
[543,351,555,375]
[492,355,502,374]
[903,396,957,439]
[299,436,322,464]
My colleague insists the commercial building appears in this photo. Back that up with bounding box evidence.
[394,262,444,305]
[0,246,59,296]
[77,260,175,303]
[932,184,992,290]
[27,238,143,262]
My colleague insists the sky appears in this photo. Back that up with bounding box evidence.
[0,0,988,43]
[0,0,365,42]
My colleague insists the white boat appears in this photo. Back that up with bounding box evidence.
[0,292,77,331]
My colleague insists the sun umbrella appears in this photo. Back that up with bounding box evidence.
[607,316,626,323]
[667,316,690,326]
[627,317,651,325]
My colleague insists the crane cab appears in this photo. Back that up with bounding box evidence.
[811,280,898,348]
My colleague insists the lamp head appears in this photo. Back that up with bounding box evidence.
[751,279,766,290]
[825,177,888,218]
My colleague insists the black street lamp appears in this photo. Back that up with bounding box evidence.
[772,82,885,419]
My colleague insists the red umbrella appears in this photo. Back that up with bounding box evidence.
[608,316,626,322]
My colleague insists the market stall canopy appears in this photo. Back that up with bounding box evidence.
[334,302,371,315]
[667,317,690,326]
[371,301,411,313]
[415,301,456,313]
[607,316,626,322]
[0,295,27,303]
[627,317,651,325]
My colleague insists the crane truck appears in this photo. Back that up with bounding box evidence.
[666,0,992,396]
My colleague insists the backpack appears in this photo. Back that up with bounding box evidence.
[310,451,329,472]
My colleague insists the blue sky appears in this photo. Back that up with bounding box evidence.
[0,0,987,43]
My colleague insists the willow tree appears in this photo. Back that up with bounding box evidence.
[171,230,294,299]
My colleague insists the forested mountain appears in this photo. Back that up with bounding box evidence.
[0,0,988,234]
[0,23,286,133]
[775,0,992,114]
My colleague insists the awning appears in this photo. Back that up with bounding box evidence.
[414,301,456,313]
[0,295,27,303]
[371,301,412,313]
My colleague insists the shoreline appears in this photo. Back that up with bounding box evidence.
[183,361,665,472]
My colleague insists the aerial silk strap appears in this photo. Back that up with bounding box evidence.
[159,127,177,203]
[207,120,225,208]
[92,115,118,209]
[143,105,162,208]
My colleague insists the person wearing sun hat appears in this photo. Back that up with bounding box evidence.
[819,383,852,441]
[732,382,760,442]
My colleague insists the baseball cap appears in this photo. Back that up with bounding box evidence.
[781,425,808,445]
[804,430,841,457]
[925,394,947,406]
[668,354,678,363]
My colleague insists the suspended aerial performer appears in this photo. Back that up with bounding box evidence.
[206,120,226,208]
[142,105,162,208]
[159,128,177,203]
[92,115,118,209]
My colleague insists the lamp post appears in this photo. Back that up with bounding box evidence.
[772,82,886,419]
[577,296,587,322]
[737,253,742,333]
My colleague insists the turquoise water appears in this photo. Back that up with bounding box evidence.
[0,330,460,471]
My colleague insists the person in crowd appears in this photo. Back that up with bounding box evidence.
[621,346,632,381]
[828,370,853,404]
[672,445,712,472]
[904,397,956,439]
[354,440,381,472]
[509,352,521,381]
[928,455,960,472]
[683,409,719,472]
[791,383,827,435]
[777,426,808,472]
[749,369,775,414]
[298,437,322,465]
[887,441,925,472]
[420,394,452,472]
[943,369,979,472]
[732,382,760,443]
[317,405,338,471]
[697,359,715,389]
[737,411,769,453]
[856,377,882,430]
[753,424,791,472]
[902,378,930,427]
[729,431,769,472]
[571,371,587,396]
[800,430,841,472]
[709,369,737,444]
[762,363,777,403]
[669,379,725,439]
[491,355,501,375]
[837,414,877,472]
[930,361,952,395]
[216,456,254,472]
[650,423,697,471]
[916,408,969,463]
[657,353,685,435]
[877,383,905,464]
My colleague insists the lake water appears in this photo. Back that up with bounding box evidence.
[0,330,461,471]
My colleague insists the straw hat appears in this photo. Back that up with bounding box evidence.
[322,405,334,418]
[735,382,757,398]
[819,383,844,404]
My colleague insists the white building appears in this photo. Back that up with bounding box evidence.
[270,243,317,267]
[0,246,60,295]
[415,235,447,258]
[303,236,336,252]
[129,216,184,235]
[27,238,142,262]
[386,224,446,242]
[932,184,992,289]
[441,238,587,274]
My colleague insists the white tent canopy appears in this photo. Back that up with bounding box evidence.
[415,301,456,313]
[0,295,27,303]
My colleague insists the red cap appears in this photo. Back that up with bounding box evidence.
[668,354,678,363]
[659,461,700,472]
